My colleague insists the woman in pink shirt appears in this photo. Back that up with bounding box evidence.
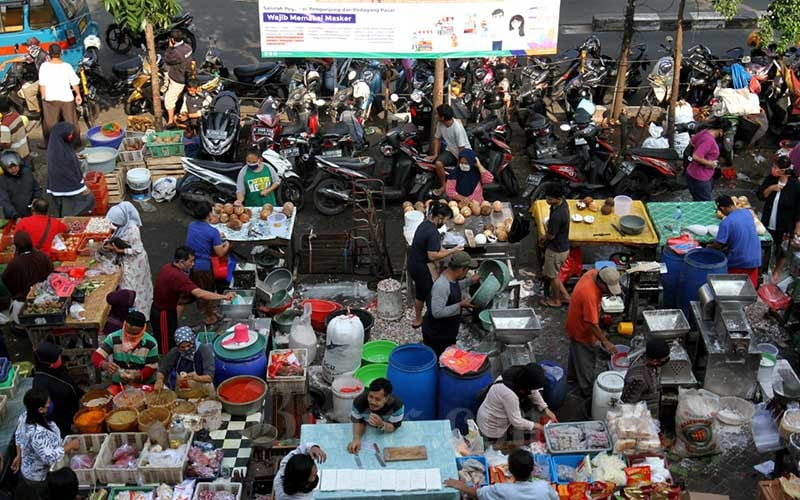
[445,150,494,203]
[685,118,730,201]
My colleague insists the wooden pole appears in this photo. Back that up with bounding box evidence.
[668,0,686,147]
[146,21,163,130]
[611,0,636,121]
[431,59,444,141]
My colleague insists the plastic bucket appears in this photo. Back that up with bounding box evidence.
[660,247,684,308]
[83,147,119,173]
[361,340,397,365]
[268,212,287,229]
[539,360,567,410]
[678,248,728,314]
[301,299,341,331]
[387,344,438,420]
[332,376,364,423]
[355,363,388,387]
[377,278,404,321]
[614,195,632,216]
[437,361,493,433]
[609,345,631,372]
[592,371,625,421]
[87,125,125,149]
[126,167,152,201]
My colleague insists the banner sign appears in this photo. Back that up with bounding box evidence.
[258,0,560,58]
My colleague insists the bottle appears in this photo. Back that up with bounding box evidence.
[169,417,186,448]
[672,205,682,236]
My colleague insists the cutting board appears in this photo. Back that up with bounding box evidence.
[383,446,428,462]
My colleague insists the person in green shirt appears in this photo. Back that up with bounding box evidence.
[235,147,280,207]
[92,310,159,388]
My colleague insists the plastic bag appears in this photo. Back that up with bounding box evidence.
[673,388,720,457]
[483,446,507,467]
[289,303,317,362]
[70,453,94,469]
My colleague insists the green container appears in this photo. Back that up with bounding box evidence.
[478,310,493,331]
[361,340,398,365]
[355,363,388,386]
[144,130,184,158]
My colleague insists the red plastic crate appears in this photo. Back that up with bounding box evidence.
[51,234,85,262]
[0,235,12,252]
[85,171,108,192]
[0,251,13,264]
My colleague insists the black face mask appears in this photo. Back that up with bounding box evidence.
[300,475,319,493]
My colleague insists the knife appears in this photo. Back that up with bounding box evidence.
[373,443,387,467]
[354,454,363,469]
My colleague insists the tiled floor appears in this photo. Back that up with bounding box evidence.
[210,411,263,474]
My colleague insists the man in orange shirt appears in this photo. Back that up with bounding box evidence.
[565,266,620,397]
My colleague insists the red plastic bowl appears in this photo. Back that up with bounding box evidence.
[301,299,341,331]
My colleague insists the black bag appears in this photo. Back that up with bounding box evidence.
[507,210,531,244]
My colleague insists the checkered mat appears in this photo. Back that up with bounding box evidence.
[211,411,262,474]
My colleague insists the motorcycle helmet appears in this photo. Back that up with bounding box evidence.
[0,151,21,171]
[494,63,511,82]
[152,177,177,203]
[83,35,101,50]
[304,69,320,92]
[473,67,487,83]
[581,36,601,56]
[484,92,504,110]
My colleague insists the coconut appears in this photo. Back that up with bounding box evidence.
[460,206,472,217]
[260,209,270,220]
[414,201,425,212]
[223,203,234,215]
[402,201,413,209]
[233,205,244,216]
[227,219,243,230]
[481,200,491,207]
[453,214,465,225]
[480,205,492,216]
[283,202,295,217]
[448,200,458,209]
[404,205,415,213]
[240,213,251,223]
[468,200,481,216]
[220,213,230,223]
[209,214,220,224]
[213,203,224,214]
[492,200,503,212]
[496,228,508,241]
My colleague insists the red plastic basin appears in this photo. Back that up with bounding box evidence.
[301,299,341,331]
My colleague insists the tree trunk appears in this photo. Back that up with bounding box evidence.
[145,22,163,130]
[431,59,444,141]
[611,0,636,121]
[668,0,686,147]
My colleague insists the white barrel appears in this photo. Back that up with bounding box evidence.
[126,167,152,201]
[376,278,404,321]
[331,376,364,423]
[591,371,625,421]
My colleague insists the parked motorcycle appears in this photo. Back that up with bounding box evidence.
[250,96,283,150]
[77,35,127,127]
[376,122,438,202]
[200,91,241,160]
[200,42,287,99]
[105,13,196,55]
[309,155,378,215]
[466,118,518,196]
[177,149,303,215]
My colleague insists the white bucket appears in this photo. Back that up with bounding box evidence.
[591,370,625,421]
[126,167,152,201]
[376,278,404,321]
[331,376,364,423]
[404,210,424,232]
[614,195,633,216]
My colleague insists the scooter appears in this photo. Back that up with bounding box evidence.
[105,13,196,55]
[177,149,304,215]
[200,39,287,99]
[466,118,518,196]
[200,91,241,160]
[376,123,439,202]
[250,96,283,150]
[77,36,126,127]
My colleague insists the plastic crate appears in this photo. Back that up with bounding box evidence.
[456,456,490,487]
[63,217,88,235]
[108,486,157,498]
[533,454,551,481]
[550,454,592,485]
[118,136,147,163]
[95,432,148,485]
[0,366,19,399]
[145,130,184,158]
[138,431,193,484]
[18,297,70,326]
[193,481,242,500]
[51,234,85,262]
[267,348,308,394]
[51,434,108,486]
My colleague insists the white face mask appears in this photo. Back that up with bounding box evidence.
[459,162,471,172]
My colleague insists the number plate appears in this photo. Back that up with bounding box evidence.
[575,137,587,146]
[282,147,300,157]
[322,149,342,158]
[527,173,544,185]
[78,17,87,34]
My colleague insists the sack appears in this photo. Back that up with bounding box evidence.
[673,388,720,457]
[507,211,530,243]
[211,255,228,280]
[289,303,317,363]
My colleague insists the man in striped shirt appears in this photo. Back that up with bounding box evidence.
[92,310,159,389]
[347,378,404,453]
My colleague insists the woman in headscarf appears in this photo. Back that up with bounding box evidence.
[31,342,83,436]
[445,149,494,204]
[46,122,95,217]
[154,326,215,396]
[104,202,153,316]
[3,231,53,325]
[103,289,136,336]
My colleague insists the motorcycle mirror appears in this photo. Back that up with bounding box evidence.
[390,93,399,102]
[559,123,572,132]
[664,36,673,44]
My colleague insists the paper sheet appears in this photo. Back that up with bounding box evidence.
[320,469,337,491]
[336,469,357,490]
[364,470,381,491]
[380,469,398,491]
[410,470,427,490]
[396,470,411,491]
[425,468,443,490]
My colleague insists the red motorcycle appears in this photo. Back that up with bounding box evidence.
[250,96,282,150]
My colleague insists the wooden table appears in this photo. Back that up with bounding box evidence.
[25,256,122,384]
[211,206,297,272]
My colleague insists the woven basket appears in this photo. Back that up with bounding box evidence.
[137,407,172,433]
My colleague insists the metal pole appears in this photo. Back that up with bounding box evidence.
[431,59,444,141]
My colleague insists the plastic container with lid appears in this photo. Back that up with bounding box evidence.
[591,371,625,420]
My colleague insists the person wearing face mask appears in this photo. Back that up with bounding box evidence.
[275,443,327,500]
[154,326,215,396]
[621,339,671,418]
[407,202,462,329]
[91,311,159,392]
[0,150,40,220]
[236,147,280,207]
[151,246,235,353]
[757,155,800,283]
[445,149,494,204]
[13,388,80,499]
[45,122,95,217]
[32,342,83,437]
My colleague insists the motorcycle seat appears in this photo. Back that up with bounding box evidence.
[280,122,306,136]
[628,147,680,160]
[321,122,351,137]
[533,155,580,165]
[170,15,187,23]
[196,73,216,85]
[322,157,375,169]
[233,62,279,79]
[111,58,141,78]
[184,159,242,174]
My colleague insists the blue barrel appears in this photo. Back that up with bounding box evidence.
[387,344,437,421]
[437,360,493,433]
[538,360,567,410]
[660,247,684,308]
[678,248,728,314]
[212,333,268,386]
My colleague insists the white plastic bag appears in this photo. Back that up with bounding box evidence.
[674,101,694,124]
[289,303,317,363]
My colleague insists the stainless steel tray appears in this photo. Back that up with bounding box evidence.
[221,289,256,318]
[488,308,541,344]
[707,274,757,304]
[642,309,690,339]
[544,420,612,454]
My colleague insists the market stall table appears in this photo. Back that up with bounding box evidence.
[24,256,122,384]
[646,201,772,273]
[300,420,459,499]
[211,206,297,271]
